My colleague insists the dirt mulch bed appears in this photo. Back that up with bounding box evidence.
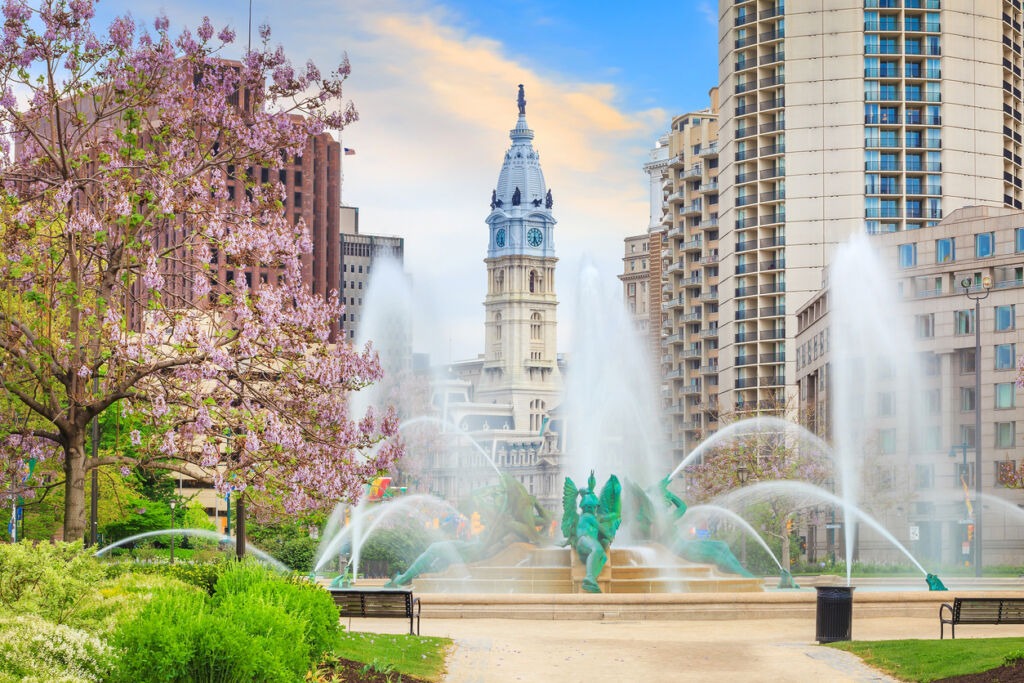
[315,656,431,682]
[934,661,1024,683]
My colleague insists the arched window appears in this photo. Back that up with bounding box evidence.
[495,270,504,293]
[529,270,537,293]
[530,312,542,340]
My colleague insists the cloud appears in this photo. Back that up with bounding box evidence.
[698,1,718,27]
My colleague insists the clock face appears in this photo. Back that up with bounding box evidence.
[495,228,506,248]
[527,227,543,247]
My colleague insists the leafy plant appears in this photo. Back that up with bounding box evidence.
[0,613,115,683]
[0,542,105,626]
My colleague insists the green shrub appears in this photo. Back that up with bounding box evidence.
[0,613,114,682]
[0,542,105,626]
[108,562,340,682]
[213,562,340,656]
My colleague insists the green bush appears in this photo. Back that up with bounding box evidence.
[108,562,340,682]
[358,523,433,576]
[246,520,319,571]
[213,562,340,656]
[0,542,105,627]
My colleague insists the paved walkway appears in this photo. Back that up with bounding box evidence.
[349,615,1024,682]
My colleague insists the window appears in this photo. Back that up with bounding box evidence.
[960,348,976,373]
[878,392,894,417]
[975,232,994,258]
[1016,227,1024,253]
[923,388,941,414]
[936,237,955,263]
[996,422,1016,448]
[915,313,934,338]
[960,387,975,411]
[898,243,917,268]
[996,382,1016,409]
[959,425,976,449]
[995,304,1015,331]
[530,312,542,341]
[954,309,975,335]
[914,464,933,490]
[996,343,1016,370]
[879,428,897,454]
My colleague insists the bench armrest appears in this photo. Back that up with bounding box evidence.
[939,602,954,639]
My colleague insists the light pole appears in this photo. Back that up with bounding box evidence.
[736,464,749,564]
[961,275,990,577]
[169,501,176,565]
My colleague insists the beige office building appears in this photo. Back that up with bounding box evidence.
[794,206,1024,566]
[717,0,1022,415]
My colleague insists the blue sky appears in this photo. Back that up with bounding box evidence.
[92,0,721,361]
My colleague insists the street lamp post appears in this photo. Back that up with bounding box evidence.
[169,501,176,565]
[962,275,990,577]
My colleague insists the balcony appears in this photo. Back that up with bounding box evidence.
[681,237,703,252]
[735,285,757,297]
[736,240,757,253]
[736,170,758,184]
[699,326,719,338]
[680,202,703,216]
[761,212,786,225]
[682,164,703,179]
[681,347,702,359]
[680,385,702,395]
[759,375,786,386]
[699,181,720,193]
[760,97,785,111]
[760,259,786,271]
[679,274,703,286]
[700,364,720,375]
[760,235,785,248]
[735,148,758,161]
[760,74,785,88]
[759,352,786,363]
[760,51,785,66]
[735,332,757,343]
[760,166,785,179]
[735,377,759,389]
[760,120,785,133]
[699,142,719,157]
[760,143,785,157]
[699,217,719,230]
[759,281,786,294]
[758,306,786,317]
[736,262,759,275]
[759,327,786,339]
[736,308,758,320]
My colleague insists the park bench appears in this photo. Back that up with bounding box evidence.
[329,587,421,635]
[940,597,1024,639]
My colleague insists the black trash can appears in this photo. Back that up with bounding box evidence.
[815,586,855,643]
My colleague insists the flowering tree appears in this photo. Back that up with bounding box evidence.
[0,1,401,541]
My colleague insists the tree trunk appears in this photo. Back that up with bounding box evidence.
[63,432,88,543]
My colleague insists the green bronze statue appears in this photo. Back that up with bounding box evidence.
[561,471,621,593]
[386,474,551,587]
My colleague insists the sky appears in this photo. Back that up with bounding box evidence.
[93,0,721,362]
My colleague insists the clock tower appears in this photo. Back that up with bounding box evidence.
[478,85,562,419]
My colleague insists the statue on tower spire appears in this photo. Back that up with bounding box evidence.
[517,84,526,116]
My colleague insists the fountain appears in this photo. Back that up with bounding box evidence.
[94,529,290,572]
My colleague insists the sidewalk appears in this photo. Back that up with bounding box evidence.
[351,615,1024,682]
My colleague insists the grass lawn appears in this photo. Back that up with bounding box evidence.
[829,637,1024,682]
[333,630,452,681]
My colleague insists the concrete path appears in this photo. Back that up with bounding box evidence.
[349,615,1024,682]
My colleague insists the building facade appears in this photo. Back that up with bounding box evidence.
[795,206,1024,566]
[339,205,406,342]
[717,1,1020,417]
[658,91,723,461]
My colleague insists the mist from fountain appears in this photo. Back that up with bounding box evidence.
[560,262,668,488]
[667,415,834,482]
[93,529,290,572]
[683,504,784,573]
[828,233,930,583]
[312,494,462,576]
[398,416,502,478]
[719,480,928,578]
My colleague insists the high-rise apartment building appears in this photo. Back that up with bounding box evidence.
[657,91,722,460]
[717,1,1019,414]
